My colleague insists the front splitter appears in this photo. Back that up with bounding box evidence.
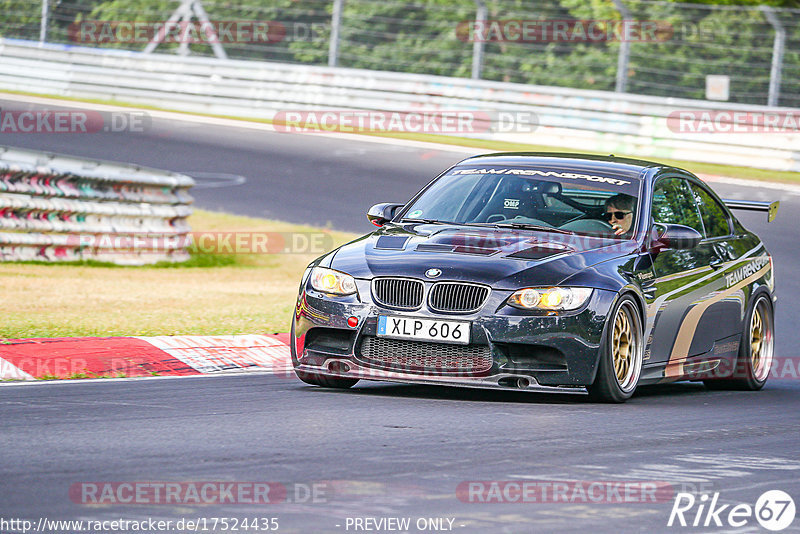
[295,360,587,395]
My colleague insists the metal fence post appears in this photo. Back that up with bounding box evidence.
[39,0,49,44]
[761,6,785,107]
[192,0,227,60]
[144,0,227,60]
[612,0,631,93]
[328,0,344,67]
[471,0,487,80]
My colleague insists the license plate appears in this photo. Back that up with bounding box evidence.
[377,316,470,345]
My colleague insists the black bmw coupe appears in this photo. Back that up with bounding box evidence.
[291,153,778,402]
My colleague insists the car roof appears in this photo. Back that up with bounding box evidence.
[457,152,667,182]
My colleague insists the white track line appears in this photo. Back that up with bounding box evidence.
[0,92,482,155]
[4,91,795,192]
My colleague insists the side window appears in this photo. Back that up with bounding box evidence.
[690,183,732,238]
[652,177,704,235]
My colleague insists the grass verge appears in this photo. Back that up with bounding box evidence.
[0,209,357,338]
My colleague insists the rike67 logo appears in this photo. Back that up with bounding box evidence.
[668,490,795,531]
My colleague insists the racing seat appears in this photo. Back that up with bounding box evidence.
[474,179,542,223]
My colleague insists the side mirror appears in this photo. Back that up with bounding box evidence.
[367,203,404,227]
[651,223,703,250]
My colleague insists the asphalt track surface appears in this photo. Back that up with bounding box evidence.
[2,98,800,533]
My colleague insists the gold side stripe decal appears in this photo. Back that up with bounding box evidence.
[665,263,771,377]
[645,243,764,321]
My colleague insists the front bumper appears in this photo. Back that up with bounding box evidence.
[292,279,615,390]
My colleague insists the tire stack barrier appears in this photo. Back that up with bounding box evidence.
[0,146,194,265]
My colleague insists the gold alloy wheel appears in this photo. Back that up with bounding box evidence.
[613,309,631,382]
[611,301,642,392]
[751,307,763,368]
[750,298,774,382]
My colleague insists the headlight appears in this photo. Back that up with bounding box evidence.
[309,267,358,295]
[507,287,593,311]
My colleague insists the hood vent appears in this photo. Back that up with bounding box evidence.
[416,243,453,253]
[416,244,498,256]
[506,246,568,260]
[375,236,410,250]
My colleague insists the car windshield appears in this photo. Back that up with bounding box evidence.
[401,165,642,238]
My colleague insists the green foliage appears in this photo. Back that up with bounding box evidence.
[0,0,797,105]
[0,0,42,38]
[329,0,475,75]
[85,0,328,60]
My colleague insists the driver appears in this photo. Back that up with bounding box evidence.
[604,194,636,236]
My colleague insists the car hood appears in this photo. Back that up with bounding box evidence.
[328,223,638,290]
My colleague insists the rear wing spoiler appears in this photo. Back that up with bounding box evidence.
[723,199,780,223]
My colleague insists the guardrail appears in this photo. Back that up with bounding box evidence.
[0,145,194,265]
[0,38,798,172]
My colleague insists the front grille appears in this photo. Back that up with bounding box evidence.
[358,336,492,376]
[429,282,490,313]
[372,278,424,309]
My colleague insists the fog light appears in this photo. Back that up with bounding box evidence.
[329,361,351,373]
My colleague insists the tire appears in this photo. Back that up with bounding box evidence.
[290,319,359,389]
[704,294,774,391]
[588,295,644,403]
